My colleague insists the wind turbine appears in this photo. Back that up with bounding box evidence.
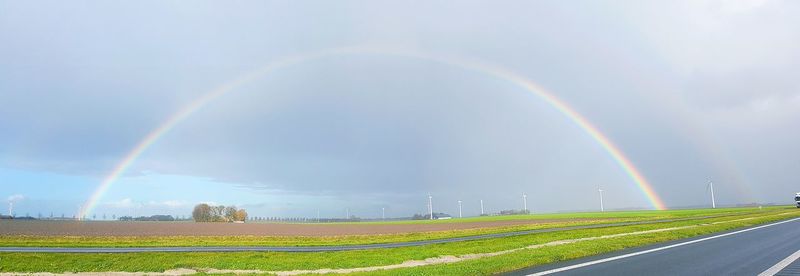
[428,194,433,220]
[6,195,24,219]
[458,200,463,218]
[480,199,484,215]
[708,180,716,208]
[381,207,385,220]
[522,193,528,213]
[598,187,605,212]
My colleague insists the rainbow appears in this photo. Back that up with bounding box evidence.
[79,47,666,218]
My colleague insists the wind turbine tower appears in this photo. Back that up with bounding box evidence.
[480,199,484,215]
[428,194,433,220]
[523,193,528,213]
[7,202,12,218]
[381,207,385,220]
[709,180,716,209]
[458,200,463,218]
[599,188,605,212]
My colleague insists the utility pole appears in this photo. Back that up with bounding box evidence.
[458,200,463,218]
[523,193,528,213]
[709,180,716,209]
[599,188,605,212]
[480,199,485,215]
[428,194,433,220]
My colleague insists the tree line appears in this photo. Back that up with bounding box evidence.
[412,212,451,220]
[192,204,248,222]
[119,215,176,221]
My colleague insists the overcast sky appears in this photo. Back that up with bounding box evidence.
[1,0,798,219]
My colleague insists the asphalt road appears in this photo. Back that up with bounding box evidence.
[507,217,800,276]
[0,215,726,253]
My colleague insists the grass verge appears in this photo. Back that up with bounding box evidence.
[362,209,800,275]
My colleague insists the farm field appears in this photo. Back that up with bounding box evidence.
[0,217,603,237]
[1,206,797,275]
[0,206,778,248]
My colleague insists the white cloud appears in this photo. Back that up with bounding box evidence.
[716,0,770,14]
[7,194,24,203]
[148,200,188,208]
[107,198,134,208]
[106,198,188,209]
[620,0,798,74]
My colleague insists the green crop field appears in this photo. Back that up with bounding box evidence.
[257,206,785,225]
[0,206,796,275]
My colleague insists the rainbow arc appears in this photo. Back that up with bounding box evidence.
[79,47,666,218]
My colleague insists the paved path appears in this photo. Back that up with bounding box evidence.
[507,217,800,276]
[0,216,720,253]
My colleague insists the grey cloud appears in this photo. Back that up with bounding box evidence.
[2,0,799,215]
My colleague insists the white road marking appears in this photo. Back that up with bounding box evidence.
[758,249,800,276]
[527,217,800,276]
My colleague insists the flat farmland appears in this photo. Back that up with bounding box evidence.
[0,207,784,249]
[0,206,765,238]
[1,207,799,275]
[0,218,600,237]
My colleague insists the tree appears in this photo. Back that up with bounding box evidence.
[234,209,248,222]
[211,205,226,221]
[193,203,248,223]
[192,203,212,222]
[224,206,237,222]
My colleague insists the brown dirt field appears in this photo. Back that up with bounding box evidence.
[0,218,600,236]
